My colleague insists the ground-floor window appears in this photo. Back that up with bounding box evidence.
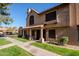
[77,25,79,41]
[48,29,56,38]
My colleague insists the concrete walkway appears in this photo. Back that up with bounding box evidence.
[4,37,59,56]
[0,43,15,49]
[51,44,79,50]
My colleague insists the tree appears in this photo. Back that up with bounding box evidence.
[0,3,13,25]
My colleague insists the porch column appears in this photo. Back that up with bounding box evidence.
[35,30,37,40]
[46,29,48,41]
[40,27,44,43]
[29,29,32,40]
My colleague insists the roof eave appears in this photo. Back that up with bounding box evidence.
[39,3,69,15]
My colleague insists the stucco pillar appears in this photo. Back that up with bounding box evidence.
[76,4,79,25]
[46,29,48,41]
[69,4,78,45]
[29,29,32,40]
[35,30,37,40]
[40,27,44,43]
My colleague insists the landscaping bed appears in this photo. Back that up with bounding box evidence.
[0,38,11,46]
[32,42,79,56]
[10,35,29,42]
[0,45,33,56]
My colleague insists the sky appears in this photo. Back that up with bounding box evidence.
[2,3,60,28]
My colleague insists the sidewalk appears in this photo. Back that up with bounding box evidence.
[0,43,15,49]
[5,37,59,56]
[55,44,79,50]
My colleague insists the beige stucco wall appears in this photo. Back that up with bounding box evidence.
[26,10,42,26]
[57,28,69,40]
[76,4,79,25]
[56,6,69,26]
[68,3,79,45]
[39,5,69,27]
[56,27,69,39]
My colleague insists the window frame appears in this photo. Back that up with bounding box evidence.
[45,11,56,21]
[29,15,34,25]
[48,29,56,38]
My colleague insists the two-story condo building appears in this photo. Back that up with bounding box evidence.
[25,3,79,45]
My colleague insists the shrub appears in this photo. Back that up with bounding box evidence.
[58,36,69,45]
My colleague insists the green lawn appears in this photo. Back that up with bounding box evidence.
[10,35,29,42]
[32,42,79,56]
[0,38,11,46]
[0,45,33,56]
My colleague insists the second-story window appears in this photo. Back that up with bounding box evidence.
[29,15,34,25]
[45,11,56,21]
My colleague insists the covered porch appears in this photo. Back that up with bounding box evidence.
[25,24,69,44]
[26,25,48,43]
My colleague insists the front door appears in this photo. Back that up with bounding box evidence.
[36,30,40,40]
[43,29,46,41]
[32,30,35,40]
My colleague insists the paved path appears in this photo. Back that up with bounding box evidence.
[55,44,79,50]
[0,43,15,49]
[49,43,79,51]
[4,37,59,56]
[65,45,79,50]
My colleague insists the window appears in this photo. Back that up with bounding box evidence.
[49,29,56,38]
[77,25,79,41]
[29,15,34,25]
[45,11,56,21]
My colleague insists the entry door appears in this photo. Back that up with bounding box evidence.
[36,30,40,40]
[43,29,46,41]
[32,30,35,40]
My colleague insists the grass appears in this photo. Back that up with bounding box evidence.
[0,38,11,46]
[10,35,29,42]
[0,45,33,56]
[32,42,79,56]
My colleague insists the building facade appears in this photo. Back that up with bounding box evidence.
[25,3,79,45]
